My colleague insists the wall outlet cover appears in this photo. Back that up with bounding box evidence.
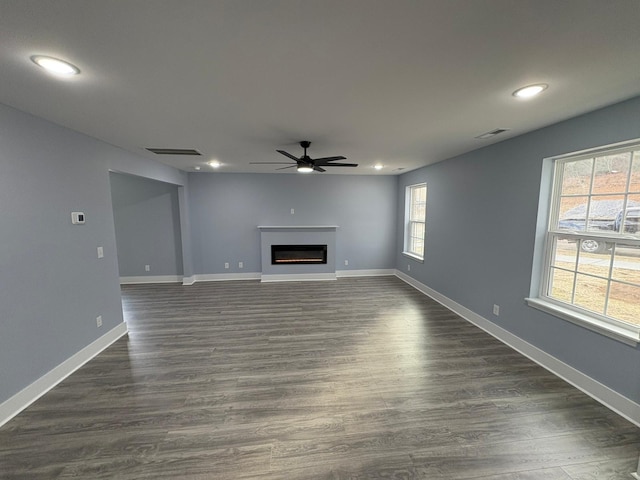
[71,212,85,224]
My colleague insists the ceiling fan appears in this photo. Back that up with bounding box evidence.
[251,141,358,173]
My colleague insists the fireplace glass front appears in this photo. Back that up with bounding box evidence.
[271,244,328,265]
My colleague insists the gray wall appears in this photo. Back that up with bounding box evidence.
[396,96,640,402]
[4,90,639,413]
[110,172,183,277]
[0,102,187,405]
[188,173,397,274]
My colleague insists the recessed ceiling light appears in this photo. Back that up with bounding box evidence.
[513,83,548,99]
[374,164,384,170]
[194,166,201,171]
[208,160,221,168]
[31,55,80,76]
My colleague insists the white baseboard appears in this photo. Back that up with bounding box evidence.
[120,275,182,284]
[261,272,337,283]
[194,272,261,282]
[181,270,394,285]
[394,270,640,427]
[336,269,395,278]
[0,322,128,429]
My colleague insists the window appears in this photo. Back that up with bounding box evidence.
[529,140,640,343]
[404,183,427,260]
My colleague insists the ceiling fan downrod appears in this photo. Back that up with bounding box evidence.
[300,141,311,159]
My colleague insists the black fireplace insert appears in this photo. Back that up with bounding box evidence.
[271,244,327,265]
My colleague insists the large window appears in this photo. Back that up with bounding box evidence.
[404,183,427,260]
[531,140,640,342]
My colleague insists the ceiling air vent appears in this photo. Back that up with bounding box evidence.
[474,128,510,140]
[145,148,202,156]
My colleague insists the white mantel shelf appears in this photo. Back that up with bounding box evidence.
[257,225,339,230]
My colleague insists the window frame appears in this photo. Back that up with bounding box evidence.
[527,139,640,345]
[403,183,427,262]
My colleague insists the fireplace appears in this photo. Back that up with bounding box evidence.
[271,244,327,265]
[258,226,337,282]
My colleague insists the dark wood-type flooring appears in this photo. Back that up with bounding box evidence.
[1,276,639,479]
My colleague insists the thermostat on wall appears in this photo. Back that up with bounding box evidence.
[71,212,85,224]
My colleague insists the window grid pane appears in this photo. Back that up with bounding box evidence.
[548,267,574,304]
[410,186,426,222]
[409,221,425,256]
[629,151,640,193]
[607,281,640,326]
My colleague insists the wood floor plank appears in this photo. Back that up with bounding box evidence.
[0,276,638,479]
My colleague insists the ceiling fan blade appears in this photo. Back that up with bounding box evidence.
[250,162,295,164]
[313,156,346,163]
[276,150,300,161]
[276,165,297,170]
[313,165,326,173]
[323,163,358,167]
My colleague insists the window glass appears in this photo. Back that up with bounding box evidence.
[540,142,640,333]
[404,184,427,259]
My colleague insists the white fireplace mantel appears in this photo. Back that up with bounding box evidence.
[258,225,339,230]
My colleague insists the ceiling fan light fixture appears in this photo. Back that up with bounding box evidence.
[297,165,313,173]
[31,55,80,77]
[513,83,548,99]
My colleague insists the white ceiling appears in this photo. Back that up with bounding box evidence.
[1,0,639,174]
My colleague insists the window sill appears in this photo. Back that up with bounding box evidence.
[402,251,424,263]
[525,297,640,346]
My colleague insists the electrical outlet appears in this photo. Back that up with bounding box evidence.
[97,246,104,258]
[408,264,411,271]
[290,208,295,214]
[224,262,229,269]
[493,304,500,316]
[239,261,243,269]
[96,315,103,328]
[344,260,349,266]
[145,264,150,272]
